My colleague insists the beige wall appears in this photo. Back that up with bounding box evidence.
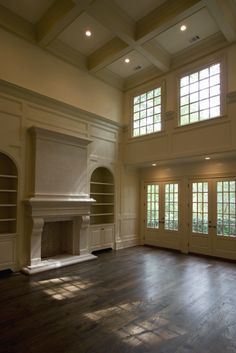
[0,29,123,124]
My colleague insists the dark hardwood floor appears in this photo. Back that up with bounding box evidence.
[0,246,236,353]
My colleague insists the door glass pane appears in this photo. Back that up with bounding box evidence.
[146,184,159,228]
[165,183,178,231]
[217,181,236,237]
[192,182,208,234]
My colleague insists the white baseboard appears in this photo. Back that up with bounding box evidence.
[115,236,140,250]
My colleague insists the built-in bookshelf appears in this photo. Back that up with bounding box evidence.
[0,153,18,235]
[90,167,114,225]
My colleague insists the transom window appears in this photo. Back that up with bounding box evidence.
[179,62,221,126]
[132,87,162,137]
[165,183,179,231]
[217,181,236,237]
[146,184,159,229]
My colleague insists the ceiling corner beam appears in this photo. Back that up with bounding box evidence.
[0,5,36,43]
[204,0,236,42]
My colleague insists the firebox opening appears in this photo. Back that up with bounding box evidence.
[41,221,73,259]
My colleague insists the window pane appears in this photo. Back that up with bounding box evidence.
[146,184,159,229]
[179,62,221,126]
[210,106,220,118]
[181,76,189,87]
[180,115,189,125]
[200,68,209,79]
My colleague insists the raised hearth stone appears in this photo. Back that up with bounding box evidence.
[22,253,97,275]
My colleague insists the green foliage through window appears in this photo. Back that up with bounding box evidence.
[217,181,236,237]
[165,183,178,231]
[192,182,208,234]
[146,184,159,228]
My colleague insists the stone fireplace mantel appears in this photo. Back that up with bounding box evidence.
[22,196,97,275]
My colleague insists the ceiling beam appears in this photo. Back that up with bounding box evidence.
[35,0,93,47]
[87,37,130,72]
[0,5,36,43]
[136,0,203,42]
[204,0,236,42]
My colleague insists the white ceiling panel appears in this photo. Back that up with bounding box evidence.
[58,12,114,56]
[113,0,166,20]
[155,8,220,54]
[107,50,151,78]
[0,0,55,23]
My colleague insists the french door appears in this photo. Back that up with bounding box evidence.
[143,181,182,251]
[189,178,236,260]
[143,178,236,260]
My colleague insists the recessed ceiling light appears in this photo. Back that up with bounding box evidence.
[180,24,187,32]
[152,163,156,166]
[85,30,92,37]
[124,58,130,63]
[205,157,211,160]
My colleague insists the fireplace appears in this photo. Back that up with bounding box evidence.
[22,127,96,275]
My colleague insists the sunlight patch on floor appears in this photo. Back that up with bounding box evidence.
[31,275,94,300]
[83,301,187,347]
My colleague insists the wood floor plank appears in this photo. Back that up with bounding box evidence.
[0,246,236,353]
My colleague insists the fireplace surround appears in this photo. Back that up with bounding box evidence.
[22,127,97,274]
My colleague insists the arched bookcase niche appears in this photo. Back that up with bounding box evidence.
[0,152,18,235]
[90,167,114,225]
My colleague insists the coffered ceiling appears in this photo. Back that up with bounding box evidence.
[0,0,236,90]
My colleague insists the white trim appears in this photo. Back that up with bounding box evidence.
[115,237,140,250]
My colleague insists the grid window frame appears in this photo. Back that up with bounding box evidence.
[146,184,159,229]
[132,87,162,138]
[192,182,209,235]
[179,61,223,127]
[216,180,236,237]
[164,183,179,231]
